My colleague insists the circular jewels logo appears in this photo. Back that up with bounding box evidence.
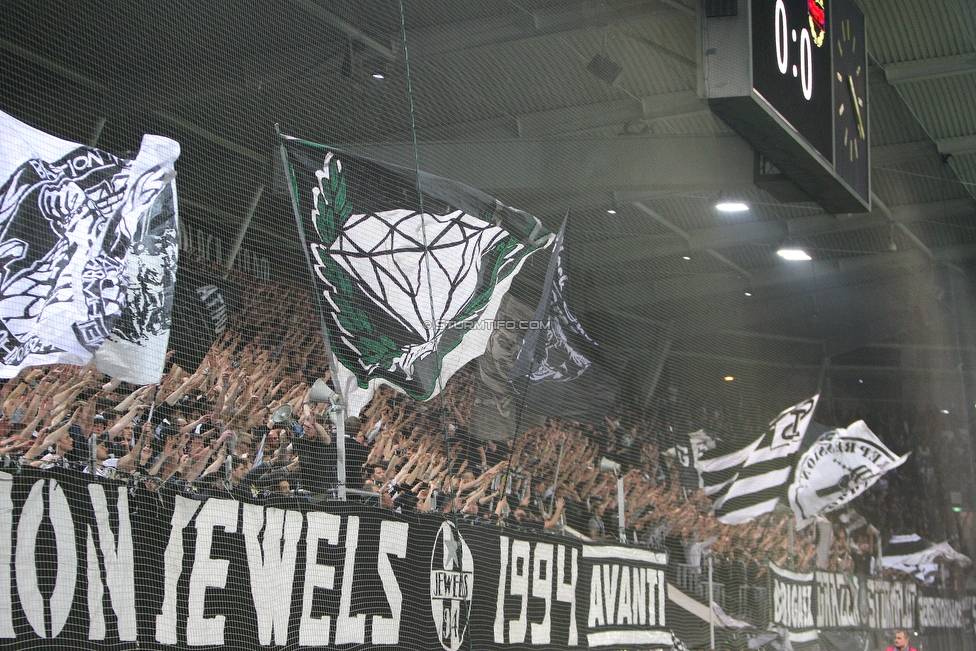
[430,521,473,651]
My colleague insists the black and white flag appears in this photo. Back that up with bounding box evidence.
[508,213,618,424]
[0,111,179,383]
[881,535,972,582]
[788,420,907,529]
[700,395,819,525]
[663,429,711,490]
[280,136,548,417]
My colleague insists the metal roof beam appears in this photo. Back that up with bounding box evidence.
[889,198,974,222]
[640,90,710,120]
[291,0,396,60]
[341,135,755,194]
[598,275,935,349]
[516,99,640,138]
[937,135,976,157]
[0,38,269,166]
[401,1,676,58]
[572,197,975,265]
[577,244,976,308]
[632,201,753,277]
[409,90,709,141]
[884,53,976,84]
[872,140,941,166]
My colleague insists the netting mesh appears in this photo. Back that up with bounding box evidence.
[1,1,976,650]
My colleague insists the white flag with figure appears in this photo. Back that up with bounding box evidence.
[789,420,908,529]
[0,111,179,383]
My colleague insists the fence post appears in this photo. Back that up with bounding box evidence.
[708,554,715,651]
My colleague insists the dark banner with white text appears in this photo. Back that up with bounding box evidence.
[769,562,976,650]
[0,469,670,650]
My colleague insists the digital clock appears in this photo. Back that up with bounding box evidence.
[752,0,833,163]
[702,0,871,213]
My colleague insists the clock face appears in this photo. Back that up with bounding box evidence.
[832,0,870,206]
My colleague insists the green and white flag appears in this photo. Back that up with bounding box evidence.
[280,136,549,417]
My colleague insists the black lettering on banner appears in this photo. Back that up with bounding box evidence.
[867,579,916,630]
[918,596,965,629]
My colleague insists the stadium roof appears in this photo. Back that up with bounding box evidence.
[2,0,975,414]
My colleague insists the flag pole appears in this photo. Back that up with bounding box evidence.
[548,440,566,516]
[277,125,349,500]
[708,555,715,651]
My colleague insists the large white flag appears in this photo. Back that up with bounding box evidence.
[789,420,908,529]
[0,111,180,383]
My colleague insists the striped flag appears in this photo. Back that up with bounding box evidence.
[698,395,819,525]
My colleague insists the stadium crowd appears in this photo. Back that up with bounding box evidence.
[0,267,970,606]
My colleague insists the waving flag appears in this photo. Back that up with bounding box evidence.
[699,395,819,524]
[789,420,907,529]
[0,110,179,383]
[508,213,618,424]
[881,535,971,582]
[168,266,240,374]
[280,135,548,417]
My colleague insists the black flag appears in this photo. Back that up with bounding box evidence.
[508,213,618,424]
[168,267,239,373]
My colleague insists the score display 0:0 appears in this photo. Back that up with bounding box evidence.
[774,0,814,100]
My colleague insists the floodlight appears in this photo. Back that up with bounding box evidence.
[716,201,748,212]
[776,247,812,261]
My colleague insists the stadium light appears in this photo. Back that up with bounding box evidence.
[715,201,748,212]
[776,246,812,261]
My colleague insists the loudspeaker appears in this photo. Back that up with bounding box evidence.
[271,404,294,426]
[308,378,338,404]
[599,456,621,475]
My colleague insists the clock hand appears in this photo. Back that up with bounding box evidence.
[848,75,865,140]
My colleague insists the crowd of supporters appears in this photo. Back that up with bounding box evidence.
[0,258,971,602]
[0,343,864,577]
